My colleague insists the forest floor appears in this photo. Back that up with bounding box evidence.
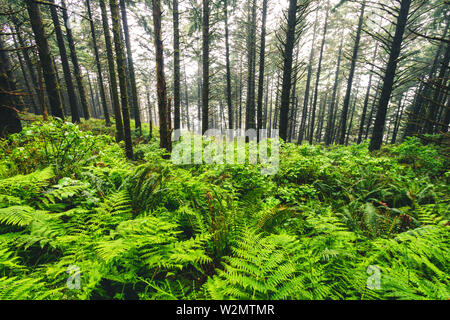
[0,115,448,300]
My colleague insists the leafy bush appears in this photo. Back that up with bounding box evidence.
[0,120,113,177]
[390,137,446,176]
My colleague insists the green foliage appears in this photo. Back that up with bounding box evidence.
[0,119,448,300]
[390,137,445,176]
[0,120,114,177]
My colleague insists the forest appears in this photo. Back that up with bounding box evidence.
[0,0,448,300]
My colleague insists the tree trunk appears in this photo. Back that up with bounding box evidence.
[345,84,359,145]
[357,42,378,144]
[404,22,448,138]
[171,0,181,131]
[201,0,210,134]
[49,0,80,123]
[12,20,41,114]
[11,31,38,114]
[324,34,343,145]
[238,55,243,129]
[25,0,64,119]
[224,0,233,129]
[59,0,90,120]
[369,0,411,151]
[391,95,403,144]
[279,0,298,141]
[110,0,134,159]
[183,56,191,131]
[256,0,268,139]
[86,0,111,126]
[424,39,450,134]
[0,36,22,137]
[119,0,142,133]
[298,6,319,144]
[147,88,153,139]
[309,1,329,144]
[152,0,172,152]
[338,0,365,145]
[100,0,124,141]
[197,57,202,133]
[244,0,257,134]
[364,79,381,140]
[287,47,300,141]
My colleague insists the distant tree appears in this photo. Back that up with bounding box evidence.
[119,0,142,134]
[100,0,124,142]
[202,0,210,134]
[86,0,110,126]
[338,0,365,145]
[256,0,268,140]
[49,0,80,123]
[0,36,22,136]
[279,0,310,141]
[245,0,257,134]
[324,34,343,146]
[298,6,319,144]
[61,0,90,120]
[224,0,233,130]
[309,1,330,144]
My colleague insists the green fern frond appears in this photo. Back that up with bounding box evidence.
[0,206,35,227]
[0,276,49,300]
[0,167,54,200]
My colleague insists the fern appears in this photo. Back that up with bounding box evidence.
[0,206,35,227]
[364,225,450,299]
[0,276,49,300]
[205,229,330,300]
[0,167,54,200]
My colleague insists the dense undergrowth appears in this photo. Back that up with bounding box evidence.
[0,116,448,300]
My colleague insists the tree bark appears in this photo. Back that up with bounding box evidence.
[245,0,257,134]
[86,0,111,126]
[298,6,319,144]
[152,0,172,152]
[100,0,124,141]
[425,39,450,134]
[201,0,210,134]
[60,0,90,120]
[119,0,141,133]
[256,0,268,140]
[12,19,41,114]
[110,0,133,159]
[338,0,365,145]
[0,36,22,137]
[309,1,329,144]
[279,0,298,141]
[25,0,64,119]
[369,0,411,151]
[324,35,343,146]
[391,94,404,144]
[171,0,181,131]
[357,42,378,144]
[224,0,233,129]
[49,0,80,123]
[11,31,38,114]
